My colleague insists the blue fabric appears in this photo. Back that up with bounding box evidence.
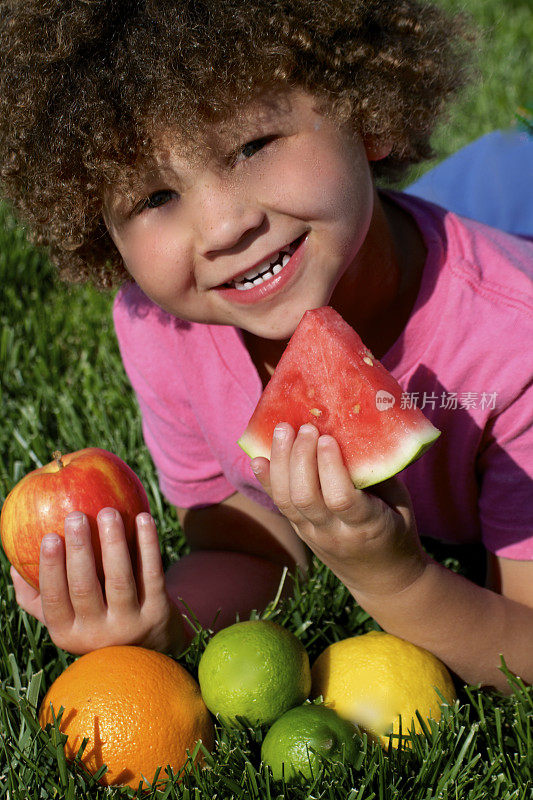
[406,130,533,238]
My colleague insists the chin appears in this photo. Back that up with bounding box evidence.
[259,293,338,341]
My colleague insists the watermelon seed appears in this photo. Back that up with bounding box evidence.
[363,356,374,366]
[352,404,361,414]
[309,408,322,417]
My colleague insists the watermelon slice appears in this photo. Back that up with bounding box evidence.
[238,307,440,488]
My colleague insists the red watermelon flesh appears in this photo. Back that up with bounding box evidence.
[238,307,440,488]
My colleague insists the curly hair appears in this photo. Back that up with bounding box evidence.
[0,0,473,288]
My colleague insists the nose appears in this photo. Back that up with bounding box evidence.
[194,179,266,256]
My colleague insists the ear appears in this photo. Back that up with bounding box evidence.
[364,137,393,162]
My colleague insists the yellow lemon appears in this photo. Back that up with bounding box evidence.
[311,631,456,748]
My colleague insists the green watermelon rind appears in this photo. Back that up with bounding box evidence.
[345,424,440,488]
[238,424,440,489]
[237,435,264,461]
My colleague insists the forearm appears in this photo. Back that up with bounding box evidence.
[352,559,533,692]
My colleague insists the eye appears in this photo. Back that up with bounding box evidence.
[236,136,275,162]
[136,189,176,214]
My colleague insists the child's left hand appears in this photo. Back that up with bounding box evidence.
[251,423,430,602]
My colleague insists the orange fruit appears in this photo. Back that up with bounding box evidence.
[39,646,214,788]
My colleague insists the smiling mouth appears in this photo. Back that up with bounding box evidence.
[222,235,305,290]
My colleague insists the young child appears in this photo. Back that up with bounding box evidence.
[1,0,532,693]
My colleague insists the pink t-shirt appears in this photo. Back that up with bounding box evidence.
[113,193,533,560]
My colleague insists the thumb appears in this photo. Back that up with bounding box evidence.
[10,566,46,623]
[250,456,272,496]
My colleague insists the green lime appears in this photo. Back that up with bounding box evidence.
[197,620,311,727]
[261,703,361,782]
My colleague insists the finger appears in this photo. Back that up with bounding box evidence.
[250,457,271,495]
[11,566,46,623]
[134,512,166,606]
[316,435,382,524]
[368,476,415,521]
[269,423,298,518]
[98,508,139,613]
[289,424,330,525]
[64,512,105,619]
[39,533,75,630]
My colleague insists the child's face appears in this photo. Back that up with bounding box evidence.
[105,90,378,340]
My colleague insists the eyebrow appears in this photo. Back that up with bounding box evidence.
[106,160,185,209]
[218,98,291,144]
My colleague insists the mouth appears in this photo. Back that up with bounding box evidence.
[221,235,305,290]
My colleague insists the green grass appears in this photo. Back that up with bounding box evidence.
[1,0,532,796]
[404,0,533,183]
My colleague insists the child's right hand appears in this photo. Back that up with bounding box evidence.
[10,509,186,656]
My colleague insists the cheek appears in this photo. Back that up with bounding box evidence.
[262,139,373,225]
[116,226,189,294]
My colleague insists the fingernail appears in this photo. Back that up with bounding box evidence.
[299,423,317,435]
[65,511,85,528]
[273,423,288,442]
[136,512,152,527]
[98,508,116,523]
[41,533,60,553]
[250,459,261,475]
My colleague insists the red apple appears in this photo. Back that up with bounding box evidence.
[0,448,150,590]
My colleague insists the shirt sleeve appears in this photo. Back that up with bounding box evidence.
[113,288,236,509]
[478,380,533,560]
